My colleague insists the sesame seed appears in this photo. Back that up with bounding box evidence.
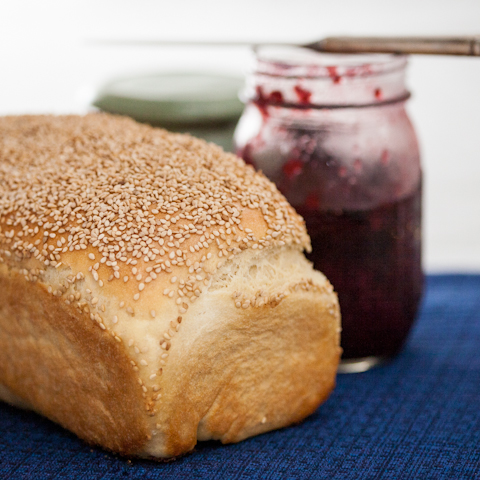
[88,253,95,260]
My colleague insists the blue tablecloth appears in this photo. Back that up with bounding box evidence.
[1,275,480,479]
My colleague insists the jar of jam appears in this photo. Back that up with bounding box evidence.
[234,47,423,372]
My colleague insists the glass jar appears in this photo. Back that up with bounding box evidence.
[93,72,244,152]
[234,47,423,371]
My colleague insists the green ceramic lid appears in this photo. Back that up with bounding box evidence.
[93,72,244,126]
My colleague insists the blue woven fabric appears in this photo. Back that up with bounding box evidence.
[1,275,480,479]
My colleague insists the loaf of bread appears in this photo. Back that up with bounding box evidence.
[0,114,341,459]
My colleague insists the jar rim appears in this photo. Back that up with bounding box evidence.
[254,46,408,79]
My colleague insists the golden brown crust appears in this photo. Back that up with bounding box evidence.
[0,265,149,454]
[0,114,340,458]
[155,284,340,457]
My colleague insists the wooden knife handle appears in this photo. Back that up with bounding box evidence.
[305,36,480,56]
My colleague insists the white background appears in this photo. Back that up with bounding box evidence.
[0,0,479,272]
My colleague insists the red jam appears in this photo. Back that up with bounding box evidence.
[240,142,423,359]
[296,184,423,359]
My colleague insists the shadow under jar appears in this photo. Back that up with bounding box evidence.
[234,47,423,372]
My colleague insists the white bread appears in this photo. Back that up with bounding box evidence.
[0,114,341,459]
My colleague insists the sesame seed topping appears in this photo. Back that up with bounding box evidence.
[0,114,309,329]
